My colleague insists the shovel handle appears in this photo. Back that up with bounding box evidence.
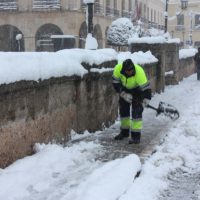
[147,104,158,112]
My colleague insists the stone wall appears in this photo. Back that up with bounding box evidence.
[179,57,196,81]
[0,61,119,168]
[130,42,196,88]
[0,49,195,168]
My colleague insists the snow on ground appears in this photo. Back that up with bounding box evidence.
[0,74,200,200]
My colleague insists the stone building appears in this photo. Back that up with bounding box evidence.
[168,0,200,48]
[0,0,165,52]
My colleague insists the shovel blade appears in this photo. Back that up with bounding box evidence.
[157,102,179,120]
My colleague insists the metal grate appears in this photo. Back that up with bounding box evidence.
[0,0,17,11]
[33,0,61,10]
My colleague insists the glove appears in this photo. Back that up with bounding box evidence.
[120,91,132,103]
[142,98,150,108]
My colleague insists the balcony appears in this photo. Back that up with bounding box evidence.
[105,6,114,16]
[94,2,104,15]
[0,0,17,11]
[148,21,158,29]
[80,2,86,13]
[33,0,61,11]
[175,25,185,31]
[122,10,131,18]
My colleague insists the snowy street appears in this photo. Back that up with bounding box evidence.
[0,74,200,200]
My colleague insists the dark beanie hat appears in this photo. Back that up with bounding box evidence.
[121,59,135,76]
[123,59,134,71]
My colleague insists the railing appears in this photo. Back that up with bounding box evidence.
[122,10,131,18]
[80,2,86,12]
[94,2,104,15]
[148,21,158,29]
[0,0,17,11]
[175,25,185,31]
[105,6,114,16]
[33,0,61,10]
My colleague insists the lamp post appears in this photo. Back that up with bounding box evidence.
[164,0,169,33]
[16,33,22,52]
[188,11,193,46]
[85,1,94,34]
[180,0,190,46]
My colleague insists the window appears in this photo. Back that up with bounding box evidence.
[105,0,112,16]
[177,14,184,26]
[33,0,61,10]
[129,0,132,12]
[195,14,200,28]
[68,0,77,10]
[0,0,17,11]
[181,0,188,9]
[114,0,117,9]
[122,0,125,11]
[176,14,184,31]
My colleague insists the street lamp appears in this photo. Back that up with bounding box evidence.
[164,0,169,33]
[84,0,94,34]
[16,33,22,51]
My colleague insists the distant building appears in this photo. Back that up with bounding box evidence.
[168,0,200,48]
[0,0,165,51]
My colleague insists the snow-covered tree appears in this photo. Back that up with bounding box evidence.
[107,18,138,46]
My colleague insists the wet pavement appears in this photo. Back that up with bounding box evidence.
[69,108,171,164]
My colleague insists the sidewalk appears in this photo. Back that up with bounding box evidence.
[69,106,172,164]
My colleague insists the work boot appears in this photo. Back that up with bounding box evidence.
[129,132,141,144]
[114,129,129,140]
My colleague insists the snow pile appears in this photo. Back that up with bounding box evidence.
[0,49,117,85]
[118,51,158,64]
[83,0,95,3]
[85,33,98,50]
[179,48,197,59]
[128,36,180,44]
[147,28,165,37]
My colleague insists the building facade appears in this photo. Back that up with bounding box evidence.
[0,0,165,51]
[168,0,200,48]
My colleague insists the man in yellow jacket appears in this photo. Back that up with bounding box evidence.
[112,59,151,144]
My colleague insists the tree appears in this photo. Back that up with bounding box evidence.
[107,18,138,46]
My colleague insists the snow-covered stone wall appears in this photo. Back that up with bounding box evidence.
[129,41,196,88]
[0,60,118,168]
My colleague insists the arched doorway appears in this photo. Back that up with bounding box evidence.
[0,25,24,51]
[93,24,103,49]
[35,23,63,51]
[79,21,87,48]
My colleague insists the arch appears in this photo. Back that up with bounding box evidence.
[79,21,87,48]
[35,23,63,52]
[93,24,103,49]
[0,24,24,51]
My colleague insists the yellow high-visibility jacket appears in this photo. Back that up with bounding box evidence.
[112,63,151,100]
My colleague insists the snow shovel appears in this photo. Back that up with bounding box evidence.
[147,101,179,120]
